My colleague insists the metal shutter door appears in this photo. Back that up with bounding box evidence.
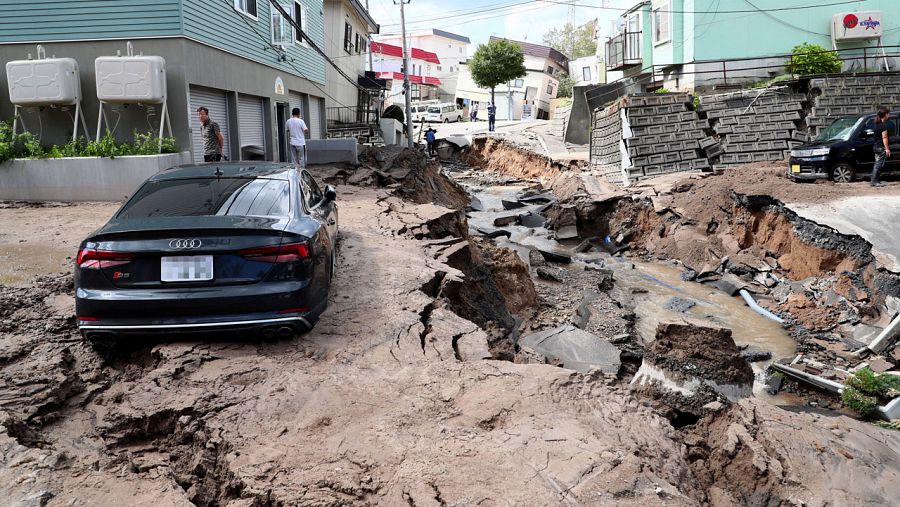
[238,94,265,157]
[288,91,304,119]
[307,95,322,139]
[189,86,230,164]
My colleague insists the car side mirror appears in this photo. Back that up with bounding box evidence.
[861,129,875,139]
[323,185,337,202]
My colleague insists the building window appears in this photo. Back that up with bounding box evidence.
[234,0,257,18]
[509,78,524,88]
[459,47,462,53]
[437,65,442,71]
[653,2,671,45]
[293,1,307,45]
[344,22,353,53]
[355,33,362,53]
[546,66,554,75]
[547,83,554,95]
[582,66,591,82]
[271,4,292,47]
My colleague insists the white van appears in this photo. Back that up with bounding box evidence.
[426,103,463,123]
[411,103,430,122]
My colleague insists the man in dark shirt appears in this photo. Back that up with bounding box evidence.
[197,106,224,162]
[871,107,894,187]
[487,102,497,132]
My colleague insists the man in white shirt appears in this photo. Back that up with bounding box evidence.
[286,108,309,168]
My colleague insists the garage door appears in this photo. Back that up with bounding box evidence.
[288,91,304,120]
[189,86,230,164]
[238,94,265,159]
[307,95,322,139]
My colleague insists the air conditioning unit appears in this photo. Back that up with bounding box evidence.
[6,57,81,106]
[832,11,883,41]
[95,55,166,103]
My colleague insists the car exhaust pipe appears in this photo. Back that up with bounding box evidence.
[276,326,294,339]
[261,327,277,340]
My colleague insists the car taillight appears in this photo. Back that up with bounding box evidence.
[77,248,136,269]
[238,241,310,263]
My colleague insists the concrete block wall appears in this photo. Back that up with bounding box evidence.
[589,101,624,186]
[699,89,808,168]
[624,92,709,179]
[806,73,900,138]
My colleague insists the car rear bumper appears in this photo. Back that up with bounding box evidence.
[75,280,321,335]
[788,157,830,180]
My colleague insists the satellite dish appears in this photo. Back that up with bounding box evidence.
[616,17,626,33]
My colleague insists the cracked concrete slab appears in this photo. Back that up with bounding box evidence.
[787,195,900,273]
[519,325,621,374]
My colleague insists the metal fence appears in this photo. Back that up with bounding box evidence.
[605,31,642,70]
[326,105,377,127]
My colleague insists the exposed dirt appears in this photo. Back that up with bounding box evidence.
[646,320,754,385]
[2,152,900,505]
[464,137,562,181]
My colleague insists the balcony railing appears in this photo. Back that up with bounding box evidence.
[326,105,377,128]
[606,31,642,71]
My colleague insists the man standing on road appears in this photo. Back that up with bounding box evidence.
[871,106,893,187]
[425,127,437,157]
[286,107,309,168]
[487,101,496,132]
[197,106,224,162]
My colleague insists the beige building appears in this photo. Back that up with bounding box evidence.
[375,29,470,101]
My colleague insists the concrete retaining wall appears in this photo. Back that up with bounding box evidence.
[379,118,405,146]
[306,139,358,165]
[0,152,191,202]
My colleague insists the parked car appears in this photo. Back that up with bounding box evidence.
[411,103,430,123]
[75,163,338,343]
[788,113,900,182]
[426,103,463,123]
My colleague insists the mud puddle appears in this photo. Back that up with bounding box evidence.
[0,243,73,285]
[463,178,797,399]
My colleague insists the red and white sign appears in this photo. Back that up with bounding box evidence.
[833,11,883,41]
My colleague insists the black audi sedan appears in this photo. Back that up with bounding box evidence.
[75,163,338,342]
[788,113,899,182]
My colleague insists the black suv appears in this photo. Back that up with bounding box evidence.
[788,113,899,182]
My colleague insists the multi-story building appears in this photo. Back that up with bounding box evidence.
[322,0,380,132]
[0,0,339,163]
[456,37,568,120]
[370,41,443,106]
[375,29,470,101]
[569,55,606,87]
[605,0,900,92]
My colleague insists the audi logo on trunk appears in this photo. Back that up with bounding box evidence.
[169,239,202,249]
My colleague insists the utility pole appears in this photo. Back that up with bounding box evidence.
[395,0,414,148]
[365,0,374,73]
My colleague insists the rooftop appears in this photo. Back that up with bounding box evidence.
[370,41,441,64]
[488,36,569,67]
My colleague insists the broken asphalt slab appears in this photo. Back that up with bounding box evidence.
[518,325,621,375]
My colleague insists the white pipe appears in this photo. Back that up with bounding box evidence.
[739,289,784,324]
[771,363,844,394]
[867,312,900,354]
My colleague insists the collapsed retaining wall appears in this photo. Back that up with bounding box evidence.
[807,73,900,138]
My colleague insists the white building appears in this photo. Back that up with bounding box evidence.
[370,40,443,107]
[569,55,606,87]
[456,37,569,120]
[375,29,470,101]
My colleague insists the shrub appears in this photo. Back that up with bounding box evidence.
[786,43,842,76]
[382,104,404,123]
[0,120,176,162]
[841,367,900,419]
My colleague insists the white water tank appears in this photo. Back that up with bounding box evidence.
[6,58,81,106]
[95,55,166,103]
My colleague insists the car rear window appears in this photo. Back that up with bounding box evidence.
[118,178,290,219]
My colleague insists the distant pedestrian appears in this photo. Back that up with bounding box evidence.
[197,106,224,162]
[425,127,437,157]
[470,103,478,121]
[487,102,497,132]
[286,107,309,168]
[871,106,894,187]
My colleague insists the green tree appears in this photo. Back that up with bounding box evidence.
[786,42,842,76]
[470,39,526,104]
[556,72,575,98]
[542,21,597,60]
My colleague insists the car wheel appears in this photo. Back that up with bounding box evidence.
[443,118,449,123]
[457,116,462,122]
[831,163,855,183]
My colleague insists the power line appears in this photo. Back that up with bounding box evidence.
[380,0,536,27]
[537,0,870,14]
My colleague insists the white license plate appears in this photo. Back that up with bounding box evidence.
[161,255,214,282]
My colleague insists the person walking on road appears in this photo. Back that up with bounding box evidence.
[286,107,310,168]
[197,106,224,162]
[487,101,496,132]
[425,127,437,157]
[470,103,478,122]
[871,106,894,187]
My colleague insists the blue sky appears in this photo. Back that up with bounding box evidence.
[367,0,637,56]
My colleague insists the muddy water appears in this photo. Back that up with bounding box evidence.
[463,179,797,399]
[0,243,73,286]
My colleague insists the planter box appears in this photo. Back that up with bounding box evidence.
[0,152,191,202]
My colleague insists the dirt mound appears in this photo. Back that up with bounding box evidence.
[393,159,470,210]
[472,238,538,318]
[646,320,753,385]
[464,137,559,181]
